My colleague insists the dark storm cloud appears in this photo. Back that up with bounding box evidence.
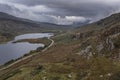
[0,0,120,24]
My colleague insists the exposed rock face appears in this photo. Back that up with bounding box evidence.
[101,26,120,37]
[75,13,120,59]
[78,45,92,55]
[76,23,120,59]
[96,43,104,52]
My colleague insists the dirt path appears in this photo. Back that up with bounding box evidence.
[42,37,54,52]
[0,37,54,71]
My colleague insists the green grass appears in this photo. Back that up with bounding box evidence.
[2,69,22,80]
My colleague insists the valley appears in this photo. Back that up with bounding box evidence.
[0,12,74,43]
[0,12,120,80]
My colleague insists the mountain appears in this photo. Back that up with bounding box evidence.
[75,13,120,33]
[73,13,120,57]
[0,13,120,80]
[0,12,73,43]
[72,19,90,27]
[61,13,120,80]
[40,13,119,80]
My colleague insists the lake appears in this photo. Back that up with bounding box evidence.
[0,33,53,65]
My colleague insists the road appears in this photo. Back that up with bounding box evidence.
[42,37,54,52]
[0,37,54,71]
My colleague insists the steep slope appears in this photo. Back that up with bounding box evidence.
[75,13,120,33]
[0,13,120,80]
[73,13,120,58]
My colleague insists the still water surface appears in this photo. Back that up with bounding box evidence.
[0,33,53,65]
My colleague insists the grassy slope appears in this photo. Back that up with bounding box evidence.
[0,31,120,80]
[0,13,120,80]
[13,38,51,46]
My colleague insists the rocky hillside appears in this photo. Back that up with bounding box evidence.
[73,13,120,59]
[0,13,120,80]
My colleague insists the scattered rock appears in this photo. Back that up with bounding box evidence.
[107,73,112,77]
[68,74,72,78]
[42,77,47,80]
[100,75,103,78]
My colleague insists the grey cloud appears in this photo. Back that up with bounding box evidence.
[0,0,120,24]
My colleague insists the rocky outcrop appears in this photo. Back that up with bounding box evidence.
[101,26,120,37]
[77,39,116,60]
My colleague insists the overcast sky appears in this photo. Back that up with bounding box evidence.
[0,0,120,25]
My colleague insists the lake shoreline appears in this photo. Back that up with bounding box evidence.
[0,33,53,65]
[0,36,54,71]
[1,37,51,67]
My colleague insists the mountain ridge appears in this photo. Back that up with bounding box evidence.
[0,12,120,80]
[0,12,74,43]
